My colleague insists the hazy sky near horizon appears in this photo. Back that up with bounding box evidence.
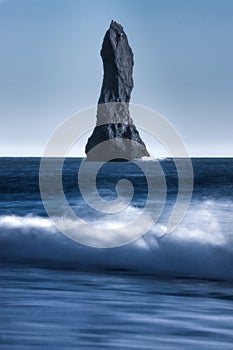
[0,0,233,156]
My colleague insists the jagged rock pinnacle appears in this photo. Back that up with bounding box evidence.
[85,20,150,161]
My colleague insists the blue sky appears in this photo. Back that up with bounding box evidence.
[0,0,233,156]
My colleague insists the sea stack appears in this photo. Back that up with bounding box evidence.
[85,20,150,161]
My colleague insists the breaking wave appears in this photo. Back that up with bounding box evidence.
[0,200,233,280]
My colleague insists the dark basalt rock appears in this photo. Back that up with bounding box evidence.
[85,20,150,161]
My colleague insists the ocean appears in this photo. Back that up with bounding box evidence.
[1,157,233,349]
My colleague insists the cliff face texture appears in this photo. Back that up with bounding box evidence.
[85,20,150,161]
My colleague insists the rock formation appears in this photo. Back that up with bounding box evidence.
[85,20,150,161]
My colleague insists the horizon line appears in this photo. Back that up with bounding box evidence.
[0,155,232,159]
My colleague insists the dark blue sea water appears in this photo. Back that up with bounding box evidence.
[0,157,233,349]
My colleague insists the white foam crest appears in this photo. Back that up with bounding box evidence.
[0,215,54,230]
[149,200,231,246]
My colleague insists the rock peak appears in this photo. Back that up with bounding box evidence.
[110,20,124,33]
[85,22,150,161]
